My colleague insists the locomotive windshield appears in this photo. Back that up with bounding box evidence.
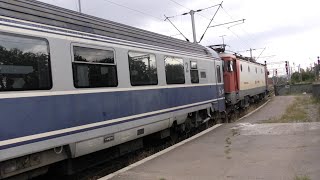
[226,60,234,72]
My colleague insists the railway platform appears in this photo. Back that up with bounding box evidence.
[101,96,320,180]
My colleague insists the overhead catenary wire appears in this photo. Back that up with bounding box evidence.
[167,0,249,48]
[167,0,217,22]
[164,15,190,42]
[221,6,255,47]
[198,1,222,43]
[167,0,223,43]
[101,0,164,22]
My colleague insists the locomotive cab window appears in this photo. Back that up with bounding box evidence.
[165,56,185,84]
[128,51,158,86]
[72,46,117,88]
[190,61,199,83]
[0,33,52,91]
[226,60,234,72]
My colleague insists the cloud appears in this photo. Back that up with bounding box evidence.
[38,0,320,69]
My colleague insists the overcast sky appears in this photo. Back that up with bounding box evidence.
[39,0,320,73]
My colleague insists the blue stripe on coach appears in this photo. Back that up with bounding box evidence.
[0,85,222,144]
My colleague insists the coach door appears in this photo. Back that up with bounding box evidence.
[214,60,224,111]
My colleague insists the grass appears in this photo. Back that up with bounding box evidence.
[263,96,308,123]
[262,95,320,123]
[294,175,311,180]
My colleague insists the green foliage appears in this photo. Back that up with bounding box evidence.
[294,175,311,180]
[0,46,50,90]
[291,67,317,84]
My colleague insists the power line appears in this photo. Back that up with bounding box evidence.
[168,0,191,10]
[221,6,255,46]
[199,1,223,43]
[167,0,249,47]
[164,15,190,42]
[168,0,216,21]
[101,0,164,22]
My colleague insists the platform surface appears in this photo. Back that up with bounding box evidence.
[109,96,320,180]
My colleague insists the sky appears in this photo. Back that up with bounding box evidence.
[39,0,320,73]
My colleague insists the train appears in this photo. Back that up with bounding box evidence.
[0,0,268,179]
[209,45,268,113]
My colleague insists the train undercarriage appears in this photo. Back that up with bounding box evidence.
[1,94,269,180]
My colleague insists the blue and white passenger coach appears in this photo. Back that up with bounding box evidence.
[0,0,225,178]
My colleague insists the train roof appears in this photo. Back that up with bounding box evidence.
[220,52,265,66]
[208,44,265,66]
[0,0,215,58]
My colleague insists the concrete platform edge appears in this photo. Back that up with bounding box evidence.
[99,99,271,180]
[98,124,223,180]
[237,99,271,121]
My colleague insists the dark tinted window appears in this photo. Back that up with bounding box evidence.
[128,51,158,86]
[165,56,185,84]
[0,33,51,91]
[73,46,117,88]
[190,61,199,83]
[200,71,206,78]
[217,65,222,83]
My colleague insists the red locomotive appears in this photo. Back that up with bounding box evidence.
[209,45,268,112]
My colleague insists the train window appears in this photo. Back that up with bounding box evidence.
[240,64,243,72]
[72,46,117,88]
[200,71,207,78]
[190,61,199,83]
[256,67,257,73]
[165,56,185,84]
[128,51,158,86]
[216,65,222,83]
[190,61,197,69]
[248,66,250,72]
[227,61,234,72]
[261,68,263,73]
[0,33,52,91]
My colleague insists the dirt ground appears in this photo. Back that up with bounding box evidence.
[110,96,320,180]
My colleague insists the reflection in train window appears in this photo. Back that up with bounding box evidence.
[226,61,234,72]
[0,33,52,91]
[165,56,185,84]
[128,51,158,86]
[73,46,117,88]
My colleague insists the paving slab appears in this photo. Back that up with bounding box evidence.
[108,96,320,180]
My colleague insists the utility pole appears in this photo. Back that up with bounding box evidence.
[190,10,197,43]
[78,0,82,13]
[249,48,253,59]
